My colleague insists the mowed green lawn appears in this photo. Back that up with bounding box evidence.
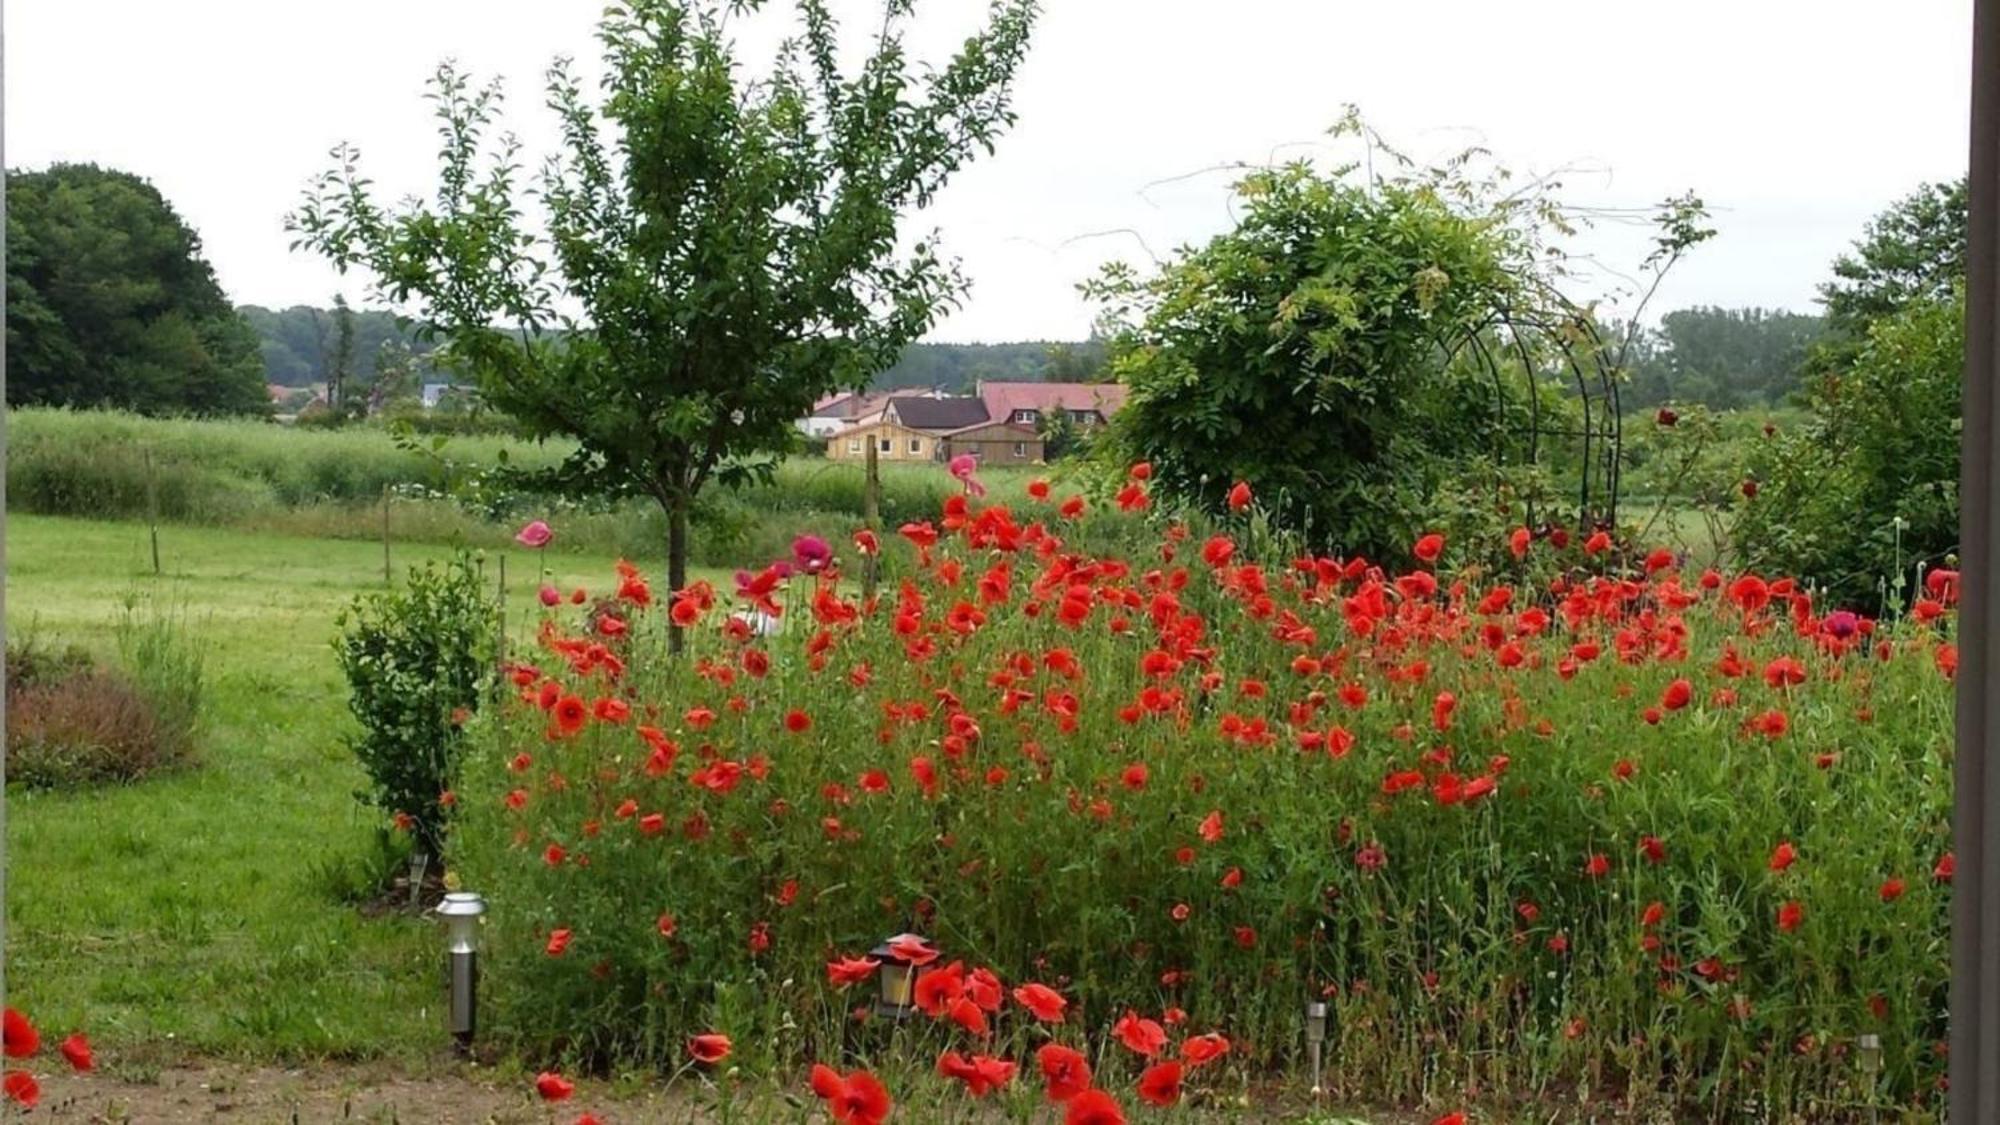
[5,514,705,1064]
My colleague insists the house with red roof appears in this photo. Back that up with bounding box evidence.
[976,381,1129,429]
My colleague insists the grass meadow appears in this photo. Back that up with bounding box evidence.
[4,514,699,1066]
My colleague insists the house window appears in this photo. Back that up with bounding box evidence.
[847,439,860,454]
[1012,409,1038,424]
[1013,442,1027,458]
[909,438,923,454]
[879,438,893,453]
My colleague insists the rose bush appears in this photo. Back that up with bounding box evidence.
[453,471,1954,1118]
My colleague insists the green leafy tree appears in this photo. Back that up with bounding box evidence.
[1819,177,1966,334]
[290,0,1037,644]
[7,164,267,415]
[328,294,357,418]
[1087,157,1541,558]
[1737,294,1960,608]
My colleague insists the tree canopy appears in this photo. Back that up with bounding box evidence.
[1089,154,1564,558]
[7,163,267,415]
[1621,306,1825,410]
[291,0,1039,617]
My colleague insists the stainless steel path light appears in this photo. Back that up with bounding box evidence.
[437,891,487,1054]
[1305,999,1329,1097]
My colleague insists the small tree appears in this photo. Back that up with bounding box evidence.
[290,0,1038,647]
[334,553,495,868]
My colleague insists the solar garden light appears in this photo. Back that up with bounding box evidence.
[1304,1000,1330,1096]
[437,892,487,1054]
[870,933,927,1021]
[1857,1033,1883,1123]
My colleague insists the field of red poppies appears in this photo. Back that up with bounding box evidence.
[451,466,1957,1122]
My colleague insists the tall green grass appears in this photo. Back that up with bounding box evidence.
[6,408,1055,571]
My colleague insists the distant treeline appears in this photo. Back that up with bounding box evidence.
[1618,306,1826,411]
[245,304,1112,394]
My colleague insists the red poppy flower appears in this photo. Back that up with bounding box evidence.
[1036,1042,1093,1102]
[2,1071,38,1109]
[785,708,812,733]
[1661,679,1692,711]
[689,1033,733,1064]
[1584,853,1611,878]
[1137,1060,1184,1106]
[947,996,990,1036]
[536,1072,576,1102]
[1198,810,1224,844]
[59,1033,92,1072]
[890,934,940,966]
[1028,478,1051,500]
[1880,877,1907,903]
[1777,901,1805,933]
[1769,841,1798,872]
[938,1050,1016,1096]
[1938,852,1957,882]
[1413,533,1445,564]
[1432,1114,1468,1125]
[546,928,573,956]
[1113,1010,1168,1056]
[1180,1032,1230,1066]
[553,695,589,735]
[2,1010,37,1059]
[827,956,882,987]
[1013,982,1068,1023]
[1065,1088,1128,1125]
[914,961,966,1017]
[811,1064,894,1125]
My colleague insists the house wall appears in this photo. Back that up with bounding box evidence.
[939,424,1043,463]
[825,421,939,461]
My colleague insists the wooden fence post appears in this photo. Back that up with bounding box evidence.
[381,485,392,585]
[144,446,161,576]
[863,442,881,601]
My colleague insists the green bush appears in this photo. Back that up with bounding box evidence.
[1735,295,1961,608]
[4,605,205,787]
[334,551,497,863]
[1088,159,1561,562]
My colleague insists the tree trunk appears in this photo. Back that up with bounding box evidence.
[666,494,689,655]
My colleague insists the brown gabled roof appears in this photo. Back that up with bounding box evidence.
[886,395,991,432]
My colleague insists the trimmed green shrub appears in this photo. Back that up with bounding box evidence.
[334,551,497,864]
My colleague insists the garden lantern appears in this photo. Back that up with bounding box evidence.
[437,892,487,1053]
[1858,1033,1882,1123]
[869,933,928,1020]
[1304,1000,1329,1096]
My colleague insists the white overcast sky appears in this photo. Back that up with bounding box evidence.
[7,0,1975,342]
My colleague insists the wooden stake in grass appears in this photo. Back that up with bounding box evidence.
[495,553,507,666]
[863,442,881,602]
[145,446,162,576]
[381,484,392,585]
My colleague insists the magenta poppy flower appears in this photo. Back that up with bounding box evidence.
[515,520,553,548]
[792,534,832,574]
[948,453,987,498]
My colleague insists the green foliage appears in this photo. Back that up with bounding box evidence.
[1736,295,1962,608]
[1819,177,1966,336]
[1621,307,1826,410]
[239,303,441,389]
[7,164,268,416]
[289,0,1039,601]
[1087,156,1543,559]
[334,553,496,859]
